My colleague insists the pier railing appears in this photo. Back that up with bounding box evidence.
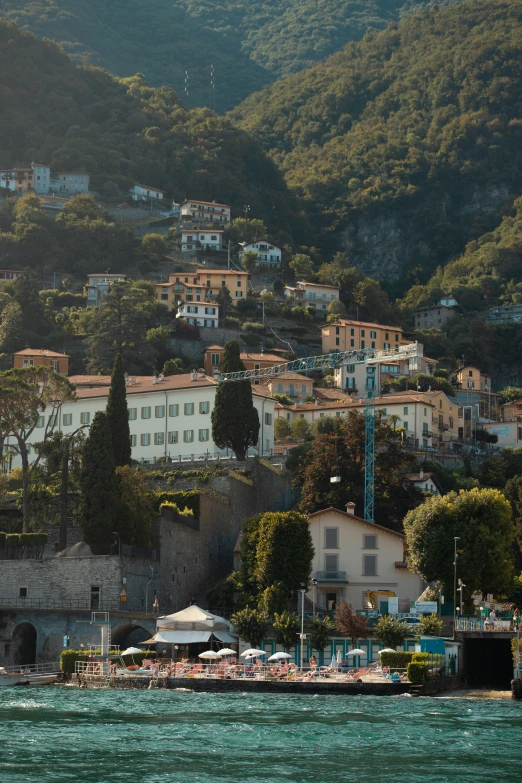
[2,662,60,675]
[0,597,156,613]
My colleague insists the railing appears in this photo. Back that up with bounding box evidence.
[314,571,348,582]
[2,662,60,675]
[394,561,408,569]
[0,597,156,613]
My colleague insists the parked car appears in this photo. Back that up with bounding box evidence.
[400,615,423,629]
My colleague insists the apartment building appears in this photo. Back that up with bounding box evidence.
[0,270,22,281]
[86,274,127,307]
[306,505,422,612]
[239,240,282,267]
[13,348,69,375]
[449,365,500,422]
[262,373,314,401]
[5,372,276,466]
[180,199,230,224]
[180,229,224,252]
[203,345,285,378]
[285,282,340,317]
[156,270,249,310]
[334,353,437,396]
[322,320,409,353]
[176,302,219,328]
[51,172,90,194]
[130,184,165,202]
[414,304,456,330]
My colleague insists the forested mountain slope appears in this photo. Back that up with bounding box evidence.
[0,22,293,231]
[232,0,522,290]
[0,0,456,111]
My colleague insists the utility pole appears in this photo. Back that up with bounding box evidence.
[243,204,250,240]
[227,240,231,271]
[453,536,460,638]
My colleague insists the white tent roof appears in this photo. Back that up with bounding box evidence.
[157,605,232,633]
[146,629,238,645]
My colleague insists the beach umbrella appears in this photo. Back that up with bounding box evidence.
[378,648,396,654]
[240,649,266,658]
[268,652,291,662]
[198,650,221,659]
[121,646,143,666]
[216,648,237,657]
[336,649,343,664]
[346,648,367,656]
[330,650,339,669]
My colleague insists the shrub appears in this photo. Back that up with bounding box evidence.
[224,316,241,329]
[242,321,265,333]
[160,501,194,517]
[411,652,429,663]
[241,333,261,346]
[60,649,157,674]
[154,490,199,516]
[379,651,414,670]
[407,661,428,683]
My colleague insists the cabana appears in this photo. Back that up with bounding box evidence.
[142,605,238,656]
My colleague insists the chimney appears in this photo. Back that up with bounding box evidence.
[345,502,355,515]
[419,469,424,479]
[198,368,206,379]
[190,370,197,382]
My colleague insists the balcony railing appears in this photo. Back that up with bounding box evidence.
[394,561,408,569]
[314,571,348,582]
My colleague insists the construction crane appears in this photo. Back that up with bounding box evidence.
[220,342,424,523]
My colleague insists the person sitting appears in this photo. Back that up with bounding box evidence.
[390,671,401,682]
[309,654,318,670]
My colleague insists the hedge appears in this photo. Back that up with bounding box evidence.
[154,490,199,517]
[60,649,157,674]
[380,651,414,670]
[1,532,48,548]
[407,662,428,683]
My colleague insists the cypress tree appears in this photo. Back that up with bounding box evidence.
[106,352,131,466]
[79,412,120,551]
[211,340,259,461]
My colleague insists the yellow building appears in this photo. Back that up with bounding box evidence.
[156,269,249,310]
[322,319,409,354]
[450,365,491,392]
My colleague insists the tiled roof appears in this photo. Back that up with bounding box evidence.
[308,507,405,538]
[182,199,230,208]
[268,373,314,382]
[296,281,340,290]
[405,473,434,482]
[74,373,218,399]
[313,388,355,400]
[14,348,69,358]
[196,269,248,275]
[322,319,404,331]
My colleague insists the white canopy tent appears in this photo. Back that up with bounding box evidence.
[142,605,238,646]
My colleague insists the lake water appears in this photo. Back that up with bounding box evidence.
[0,688,519,782]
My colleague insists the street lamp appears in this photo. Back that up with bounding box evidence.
[112,531,121,559]
[457,580,466,613]
[453,537,460,637]
[312,579,318,618]
[298,582,306,672]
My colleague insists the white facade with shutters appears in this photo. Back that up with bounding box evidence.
[177,302,220,328]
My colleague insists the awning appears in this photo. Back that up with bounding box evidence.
[213,631,238,643]
[155,631,212,644]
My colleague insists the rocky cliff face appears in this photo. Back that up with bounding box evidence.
[338,186,513,283]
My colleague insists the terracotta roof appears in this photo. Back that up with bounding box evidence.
[276,393,436,411]
[322,319,404,332]
[196,269,248,275]
[74,373,218,399]
[296,281,340,290]
[241,352,287,362]
[308,507,405,539]
[69,375,112,386]
[268,373,314,382]
[205,344,224,351]
[14,348,69,358]
[133,183,165,193]
[313,388,355,400]
[405,473,434,482]
[182,199,230,208]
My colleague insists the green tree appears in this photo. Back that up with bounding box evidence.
[418,613,443,636]
[241,250,259,274]
[0,367,75,529]
[79,412,120,550]
[146,326,171,370]
[272,611,300,651]
[404,488,514,595]
[253,511,314,594]
[231,607,269,647]
[289,254,314,281]
[211,340,259,460]
[142,233,168,259]
[115,466,155,547]
[215,286,233,321]
[502,475,522,570]
[226,218,268,246]
[501,387,522,404]
[162,358,184,376]
[335,599,369,647]
[373,616,410,649]
[291,418,310,440]
[274,417,291,439]
[0,301,22,353]
[308,616,334,664]
[106,353,131,467]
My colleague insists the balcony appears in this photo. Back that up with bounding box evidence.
[421,430,432,438]
[314,570,348,582]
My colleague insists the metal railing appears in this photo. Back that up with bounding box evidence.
[455,618,515,632]
[2,662,60,675]
[314,571,348,582]
[0,597,156,613]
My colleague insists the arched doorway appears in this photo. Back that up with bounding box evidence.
[12,622,37,665]
[111,623,151,650]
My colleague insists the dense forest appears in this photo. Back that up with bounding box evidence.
[232,0,522,291]
[0,0,456,111]
[0,21,293,232]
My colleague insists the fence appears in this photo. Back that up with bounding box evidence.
[0,597,156,613]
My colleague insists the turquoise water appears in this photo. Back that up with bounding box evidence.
[0,688,519,783]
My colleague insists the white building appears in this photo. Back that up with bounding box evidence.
[284,281,340,317]
[86,274,127,307]
[181,229,224,252]
[31,163,51,194]
[51,172,90,194]
[404,469,443,496]
[8,373,275,465]
[0,163,51,194]
[130,184,165,202]
[307,505,423,612]
[177,302,220,328]
[334,353,438,396]
[180,199,230,224]
[238,240,282,268]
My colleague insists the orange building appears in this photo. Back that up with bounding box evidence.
[322,319,409,353]
[156,269,250,310]
[13,349,69,375]
[203,345,285,379]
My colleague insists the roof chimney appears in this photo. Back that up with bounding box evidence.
[190,370,197,382]
[419,469,424,479]
[345,502,355,515]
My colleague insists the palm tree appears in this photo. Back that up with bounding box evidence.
[387,414,401,432]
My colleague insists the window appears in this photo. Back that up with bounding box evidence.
[371,341,375,349]
[141,407,151,419]
[169,404,179,417]
[130,434,137,447]
[350,339,354,347]
[370,331,376,339]
[199,401,209,414]
[363,534,377,549]
[199,429,209,442]
[63,413,72,426]
[403,406,409,415]
[80,412,90,425]
[336,327,340,335]
[424,407,427,416]
[346,364,355,373]
[36,416,44,428]
[235,291,242,297]
[184,430,194,443]
[361,330,365,337]
[211,353,220,366]
[363,555,377,576]
[361,340,365,349]
[184,403,194,415]
[141,433,151,446]
[277,383,283,392]
[168,431,178,444]
[154,432,164,445]
[324,554,339,573]
[324,528,339,548]
[301,385,307,394]
[265,413,273,425]
[403,421,408,430]
[350,328,355,336]
[51,360,59,371]
[336,337,340,346]
[385,332,389,340]
[129,408,137,420]
[23,359,34,368]
[155,405,165,418]
[395,334,399,342]
[19,587,28,598]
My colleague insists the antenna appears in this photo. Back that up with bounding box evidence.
[210,63,216,112]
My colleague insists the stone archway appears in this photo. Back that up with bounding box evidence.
[111,623,151,650]
[12,622,37,665]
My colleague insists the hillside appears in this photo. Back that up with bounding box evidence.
[231,0,522,290]
[0,21,293,232]
[0,0,456,112]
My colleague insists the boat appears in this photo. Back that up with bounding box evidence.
[0,664,60,687]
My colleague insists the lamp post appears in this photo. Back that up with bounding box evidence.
[112,531,121,559]
[453,537,460,638]
[479,606,484,630]
[312,579,318,618]
[145,565,155,613]
[458,580,466,614]
[298,582,306,672]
